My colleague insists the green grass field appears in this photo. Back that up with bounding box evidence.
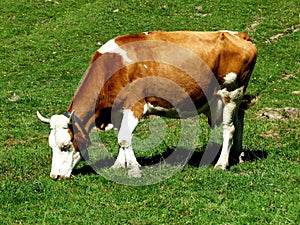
[1,0,299,224]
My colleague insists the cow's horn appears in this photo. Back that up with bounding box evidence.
[69,110,75,118]
[37,111,50,124]
[68,110,75,124]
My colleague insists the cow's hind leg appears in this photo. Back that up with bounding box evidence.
[231,106,245,164]
[214,86,244,170]
[112,108,142,177]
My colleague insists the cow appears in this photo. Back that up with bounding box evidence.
[37,30,257,180]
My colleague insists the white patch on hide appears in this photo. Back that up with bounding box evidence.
[105,123,114,131]
[50,149,80,179]
[122,109,139,134]
[223,72,237,85]
[98,39,132,63]
[112,148,126,168]
[146,103,177,116]
[48,115,72,149]
[220,30,239,38]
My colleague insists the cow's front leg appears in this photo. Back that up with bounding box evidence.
[112,147,126,169]
[113,109,141,177]
[119,142,141,178]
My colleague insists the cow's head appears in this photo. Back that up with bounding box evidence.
[37,111,81,180]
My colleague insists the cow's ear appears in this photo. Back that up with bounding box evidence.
[68,110,75,125]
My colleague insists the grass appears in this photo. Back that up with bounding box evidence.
[0,0,299,224]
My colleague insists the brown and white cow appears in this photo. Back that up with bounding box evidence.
[37,30,257,180]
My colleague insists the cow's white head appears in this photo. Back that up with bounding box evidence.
[37,111,81,180]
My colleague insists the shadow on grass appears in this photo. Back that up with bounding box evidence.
[73,143,268,176]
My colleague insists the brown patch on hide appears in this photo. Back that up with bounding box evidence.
[90,51,102,64]
[235,32,254,43]
[115,33,148,46]
[223,96,231,103]
[130,100,147,120]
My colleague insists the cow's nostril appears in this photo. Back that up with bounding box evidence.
[61,142,71,150]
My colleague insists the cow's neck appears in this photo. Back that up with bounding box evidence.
[68,52,124,129]
[66,64,104,151]
[66,102,99,152]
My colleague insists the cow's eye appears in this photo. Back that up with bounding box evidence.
[62,146,70,151]
[61,143,72,151]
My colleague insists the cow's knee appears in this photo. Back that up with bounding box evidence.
[118,139,130,149]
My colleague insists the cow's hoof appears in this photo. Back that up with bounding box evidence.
[128,167,142,178]
[239,152,245,163]
[111,160,126,169]
[214,164,226,170]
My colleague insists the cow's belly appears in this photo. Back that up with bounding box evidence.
[144,100,212,119]
[144,103,179,118]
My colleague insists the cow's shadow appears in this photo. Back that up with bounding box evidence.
[73,143,268,176]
